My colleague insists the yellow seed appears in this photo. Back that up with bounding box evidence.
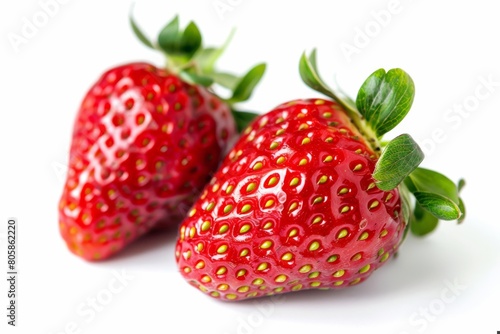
[323,111,332,118]
[298,123,309,131]
[237,286,250,293]
[183,267,191,273]
[225,185,234,194]
[299,265,312,273]
[267,176,278,186]
[323,155,333,162]
[301,137,311,145]
[201,221,211,232]
[312,216,322,224]
[210,291,220,298]
[276,156,286,164]
[333,270,345,278]
[310,282,322,287]
[367,182,376,191]
[226,294,237,300]
[288,228,298,237]
[380,253,390,263]
[325,137,334,143]
[334,281,344,286]
[313,196,323,205]
[247,292,259,298]
[290,177,300,187]
[212,184,220,192]
[352,164,363,171]
[385,193,394,202]
[189,227,196,238]
[317,175,328,184]
[315,100,325,105]
[276,128,285,135]
[252,278,264,286]
[253,162,263,170]
[274,287,284,293]
[270,142,279,150]
[206,202,215,211]
[246,183,257,193]
[359,264,371,274]
[201,275,211,283]
[338,187,349,195]
[340,206,350,213]
[327,255,338,263]
[257,263,269,271]
[183,250,191,260]
[260,240,273,249]
[219,224,229,234]
[299,158,308,166]
[275,275,287,283]
[337,229,348,239]
[196,243,204,252]
[188,208,196,217]
[350,278,361,285]
[292,284,303,291]
[309,241,320,251]
[216,267,227,275]
[241,204,252,213]
[217,245,228,254]
[237,269,247,277]
[263,221,273,229]
[380,229,388,238]
[195,261,205,269]
[264,199,274,208]
[239,249,249,257]
[223,204,234,214]
[308,272,320,279]
[358,232,369,241]
[217,284,229,291]
[240,224,251,234]
[289,202,299,212]
[370,200,380,210]
[378,248,385,257]
[351,253,362,261]
[198,285,208,293]
[281,252,293,261]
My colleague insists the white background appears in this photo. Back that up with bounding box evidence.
[1,0,499,333]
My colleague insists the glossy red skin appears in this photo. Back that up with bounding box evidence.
[175,99,405,301]
[59,62,236,260]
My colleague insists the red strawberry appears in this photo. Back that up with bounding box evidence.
[58,15,266,261]
[175,50,465,300]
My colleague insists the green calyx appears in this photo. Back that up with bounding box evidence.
[130,13,265,131]
[299,49,466,236]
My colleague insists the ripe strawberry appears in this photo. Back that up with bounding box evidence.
[175,50,466,300]
[58,15,266,261]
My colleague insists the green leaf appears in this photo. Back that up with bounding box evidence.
[195,29,235,74]
[299,51,339,102]
[158,15,181,54]
[410,203,439,236]
[229,63,266,103]
[179,71,214,87]
[212,72,240,90]
[457,197,466,224]
[232,110,259,133]
[407,168,459,204]
[413,192,461,220]
[373,134,424,191]
[457,178,466,193]
[356,68,415,137]
[180,21,202,57]
[130,13,154,49]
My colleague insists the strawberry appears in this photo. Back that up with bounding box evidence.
[58,15,266,261]
[175,50,466,300]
